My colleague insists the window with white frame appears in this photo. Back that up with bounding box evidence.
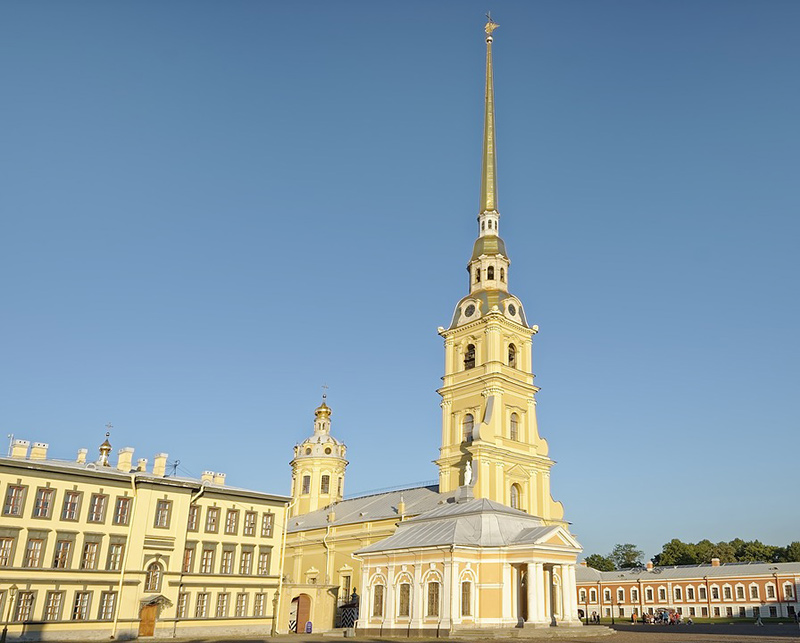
[195,592,209,618]
[723,585,732,600]
[14,591,35,622]
[674,587,682,601]
[244,511,257,536]
[686,586,695,601]
[3,485,25,516]
[427,581,440,617]
[61,491,80,520]
[44,591,63,621]
[154,500,171,528]
[177,593,189,619]
[398,583,411,618]
[216,593,229,617]
[736,585,745,600]
[590,589,597,603]
[658,587,667,601]
[236,593,248,617]
[225,509,239,535]
[145,563,163,592]
[373,585,384,617]
[579,589,587,603]
[617,588,625,602]
[711,586,719,600]
[72,591,91,620]
[766,584,776,599]
[98,592,116,620]
[645,588,653,602]
[80,542,99,570]
[254,593,266,617]
[784,583,794,599]
[107,543,124,571]
[698,586,707,600]
[114,497,131,525]
[258,550,271,575]
[750,585,759,599]
[24,539,43,568]
[262,512,274,537]
[88,494,107,523]
[221,550,233,574]
[33,488,54,518]
[631,588,639,602]
[240,550,253,575]
[461,581,472,617]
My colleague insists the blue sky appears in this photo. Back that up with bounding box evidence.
[2,1,798,561]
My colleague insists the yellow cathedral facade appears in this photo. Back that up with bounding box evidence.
[278,19,585,637]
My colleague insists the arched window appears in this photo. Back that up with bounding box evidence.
[398,583,411,617]
[508,343,517,367]
[145,562,163,592]
[487,266,494,280]
[510,484,521,509]
[500,267,505,282]
[474,269,481,283]
[509,413,518,441]
[302,475,311,494]
[320,475,330,494]
[427,581,440,617]
[372,585,384,617]
[464,344,476,370]
[481,221,485,231]
[461,581,472,617]
[463,414,474,443]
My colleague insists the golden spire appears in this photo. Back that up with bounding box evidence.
[480,14,499,214]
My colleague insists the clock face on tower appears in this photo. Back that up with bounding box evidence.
[465,304,476,317]
[508,303,516,316]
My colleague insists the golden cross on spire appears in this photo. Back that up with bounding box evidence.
[485,12,499,36]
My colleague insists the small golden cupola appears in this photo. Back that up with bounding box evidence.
[289,394,348,517]
[98,432,112,467]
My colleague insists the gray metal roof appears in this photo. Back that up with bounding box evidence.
[356,497,578,554]
[577,561,800,583]
[287,485,454,532]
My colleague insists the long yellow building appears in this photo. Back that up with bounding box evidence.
[279,19,585,637]
[0,437,288,640]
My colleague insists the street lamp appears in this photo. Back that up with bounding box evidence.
[1,584,19,643]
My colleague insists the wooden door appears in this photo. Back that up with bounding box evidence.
[139,604,158,637]
[296,594,312,633]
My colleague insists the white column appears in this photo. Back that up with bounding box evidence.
[385,565,396,629]
[410,564,423,630]
[441,560,453,630]
[356,563,370,630]
[526,563,538,623]
[502,563,512,622]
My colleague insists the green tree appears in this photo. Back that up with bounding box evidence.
[654,539,697,566]
[584,554,615,571]
[737,540,776,562]
[610,543,644,569]
[780,541,800,562]
[710,541,737,563]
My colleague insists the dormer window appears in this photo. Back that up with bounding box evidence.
[487,266,494,280]
[464,344,476,370]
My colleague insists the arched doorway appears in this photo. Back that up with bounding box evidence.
[290,594,312,633]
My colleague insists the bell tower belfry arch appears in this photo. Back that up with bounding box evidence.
[435,19,564,522]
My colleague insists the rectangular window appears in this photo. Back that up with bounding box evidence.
[0,537,14,566]
[195,593,209,618]
[187,505,199,531]
[72,591,91,620]
[701,607,708,617]
[604,589,611,602]
[61,491,81,520]
[44,591,64,621]
[674,587,682,601]
[736,585,745,599]
[14,591,35,622]
[154,500,171,528]
[261,512,274,537]
[338,477,343,496]
[617,588,625,602]
[216,593,229,618]
[631,588,639,602]
[750,585,759,599]
[726,607,733,617]
[225,509,239,535]
[33,488,54,518]
[427,582,440,617]
[98,592,116,620]
[244,511,257,536]
[182,547,194,573]
[723,586,732,600]
[254,593,266,617]
[240,551,253,575]
[221,550,233,574]
[177,593,189,619]
[645,588,653,601]
[258,550,271,575]
[753,606,760,616]
[205,507,220,533]
[3,485,25,516]
[711,587,719,600]
[713,607,720,617]
[461,581,472,617]
[373,585,384,617]
[739,607,746,618]
[689,607,695,616]
[399,583,410,617]
[302,476,311,494]
[766,585,775,599]
[80,542,99,570]
[687,586,695,600]
[53,540,72,568]
[235,592,248,617]
[769,606,777,617]
[24,539,43,568]
[88,494,107,522]
[200,548,214,573]
[341,575,352,601]
[107,543,124,571]
[658,588,667,601]
[699,586,707,600]
[785,584,795,599]
[113,497,131,525]
[321,475,330,494]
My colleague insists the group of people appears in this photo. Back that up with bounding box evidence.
[633,610,686,625]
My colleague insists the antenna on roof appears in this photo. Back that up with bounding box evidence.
[6,434,13,457]
[167,459,180,477]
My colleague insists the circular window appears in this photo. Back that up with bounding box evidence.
[508,303,517,316]
[305,448,311,455]
[465,304,476,317]
[325,447,332,455]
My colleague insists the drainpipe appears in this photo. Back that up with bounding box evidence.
[271,498,296,636]
[704,576,711,619]
[111,472,139,639]
[172,484,207,638]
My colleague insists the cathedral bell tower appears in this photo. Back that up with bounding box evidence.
[289,396,348,518]
[435,19,564,523]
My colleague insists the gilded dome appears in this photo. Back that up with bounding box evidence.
[470,234,507,261]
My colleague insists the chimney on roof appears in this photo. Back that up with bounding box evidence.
[711,557,720,567]
[77,448,88,464]
[117,447,134,472]
[11,439,30,459]
[213,472,226,486]
[201,471,214,483]
[152,453,168,477]
[137,458,148,472]
[646,561,654,571]
[327,509,336,522]
[30,442,49,460]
